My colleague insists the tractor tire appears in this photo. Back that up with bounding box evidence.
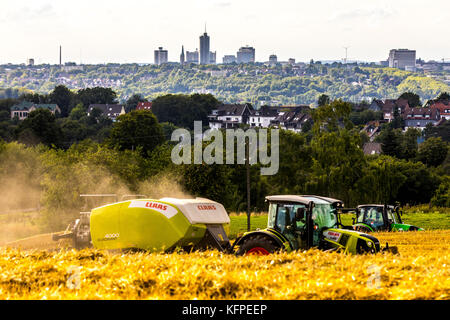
[236,235,280,256]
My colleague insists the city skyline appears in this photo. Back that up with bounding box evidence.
[1,0,449,64]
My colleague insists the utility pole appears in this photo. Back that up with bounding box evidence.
[246,140,251,232]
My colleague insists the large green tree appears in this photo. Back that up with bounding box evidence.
[48,85,75,117]
[417,137,449,167]
[125,94,148,113]
[75,87,118,107]
[108,110,165,156]
[16,109,62,147]
[151,93,220,130]
[399,92,422,108]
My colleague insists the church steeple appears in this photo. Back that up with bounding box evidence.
[180,45,185,65]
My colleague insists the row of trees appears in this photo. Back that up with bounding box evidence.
[1,63,449,105]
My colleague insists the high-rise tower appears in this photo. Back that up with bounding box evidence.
[154,47,168,65]
[199,26,210,65]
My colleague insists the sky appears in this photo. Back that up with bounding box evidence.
[0,0,449,64]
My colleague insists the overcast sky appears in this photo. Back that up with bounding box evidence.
[1,0,449,64]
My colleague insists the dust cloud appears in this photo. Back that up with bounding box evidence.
[0,143,191,245]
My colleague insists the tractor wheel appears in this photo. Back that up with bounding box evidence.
[236,235,280,256]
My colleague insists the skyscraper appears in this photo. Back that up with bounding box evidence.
[388,49,416,70]
[237,46,255,63]
[180,45,185,65]
[186,49,199,64]
[200,29,210,65]
[154,47,168,65]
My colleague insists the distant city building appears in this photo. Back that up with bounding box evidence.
[268,54,277,66]
[62,62,84,72]
[27,58,34,66]
[154,47,168,65]
[288,58,296,65]
[186,49,199,64]
[222,55,236,64]
[237,46,255,63]
[388,49,416,70]
[180,46,185,65]
[209,51,216,64]
[200,31,210,65]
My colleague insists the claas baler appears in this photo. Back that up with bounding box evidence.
[53,197,231,252]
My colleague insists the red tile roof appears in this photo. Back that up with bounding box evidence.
[136,102,152,110]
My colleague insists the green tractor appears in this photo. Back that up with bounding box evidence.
[346,204,424,233]
[233,195,395,255]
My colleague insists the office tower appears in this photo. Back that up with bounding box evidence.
[186,49,199,64]
[388,49,416,70]
[27,58,35,66]
[237,46,255,63]
[269,55,277,63]
[200,30,210,65]
[209,51,216,64]
[180,45,185,65]
[154,47,168,65]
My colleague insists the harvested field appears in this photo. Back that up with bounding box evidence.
[0,230,448,300]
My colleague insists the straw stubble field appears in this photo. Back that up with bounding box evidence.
[0,230,449,300]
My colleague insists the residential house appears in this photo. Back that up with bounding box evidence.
[10,101,61,120]
[430,101,450,120]
[248,106,279,128]
[136,102,153,111]
[270,108,312,133]
[363,142,382,156]
[382,98,409,122]
[88,104,126,121]
[361,120,385,141]
[368,99,384,112]
[403,107,440,130]
[208,103,253,129]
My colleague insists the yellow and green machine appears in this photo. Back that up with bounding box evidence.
[53,195,396,255]
[233,195,396,255]
[348,204,424,233]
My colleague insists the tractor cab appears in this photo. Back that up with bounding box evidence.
[266,196,315,250]
[234,195,386,255]
[352,205,423,232]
